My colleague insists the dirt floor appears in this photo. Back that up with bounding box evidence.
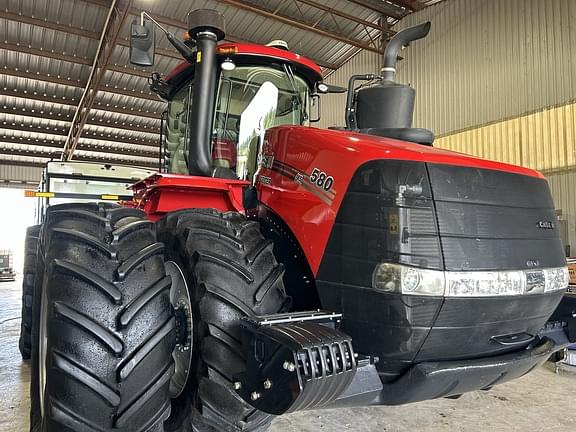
[2,277,576,432]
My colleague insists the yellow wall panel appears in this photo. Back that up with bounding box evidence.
[436,101,576,173]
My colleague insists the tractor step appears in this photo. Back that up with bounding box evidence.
[235,310,382,414]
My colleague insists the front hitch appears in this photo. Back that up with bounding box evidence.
[234,311,382,414]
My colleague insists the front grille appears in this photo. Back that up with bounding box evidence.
[316,159,566,376]
[428,164,565,271]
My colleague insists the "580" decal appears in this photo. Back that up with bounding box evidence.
[310,168,334,191]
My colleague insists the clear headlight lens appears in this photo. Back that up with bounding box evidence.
[372,263,568,297]
[372,263,445,297]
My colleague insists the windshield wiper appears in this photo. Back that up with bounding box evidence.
[282,63,307,123]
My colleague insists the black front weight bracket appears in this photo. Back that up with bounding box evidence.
[234,310,382,415]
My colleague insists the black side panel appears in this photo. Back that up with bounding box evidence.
[428,164,565,271]
[316,160,444,378]
[323,159,442,279]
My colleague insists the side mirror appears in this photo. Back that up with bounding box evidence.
[316,82,347,94]
[130,19,156,66]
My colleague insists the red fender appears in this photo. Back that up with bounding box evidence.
[132,173,249,221]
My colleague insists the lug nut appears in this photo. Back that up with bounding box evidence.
[251,392,261,401]
[283,361,296,372]
[263,379,272,390]
[233,382,242,390]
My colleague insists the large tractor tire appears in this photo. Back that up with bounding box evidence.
[19,224,41,360]
[29,203,175,432]
[157,209,289,432]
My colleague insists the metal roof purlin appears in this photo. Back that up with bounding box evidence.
[61,0,134,160]
[215,0,383,54]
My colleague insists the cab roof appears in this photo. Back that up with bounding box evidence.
[165,42,323,87]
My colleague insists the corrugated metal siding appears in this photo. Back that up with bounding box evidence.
[395,0,576,136]
[547,170,576,253]
[0,164,42,188]
[436,100,576,172]
[318,49,382,128]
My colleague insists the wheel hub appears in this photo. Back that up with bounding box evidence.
[166,261,193,398]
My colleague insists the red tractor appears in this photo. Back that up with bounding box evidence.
[29,8,576,432]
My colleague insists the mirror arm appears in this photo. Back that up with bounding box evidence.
[140,11,196,62]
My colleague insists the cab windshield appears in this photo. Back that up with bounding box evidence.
[163,64,310,177]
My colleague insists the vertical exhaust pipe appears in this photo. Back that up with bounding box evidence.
[381,22,431,82]
[186,9,225,177]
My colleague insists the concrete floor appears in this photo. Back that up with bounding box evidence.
[2,277,576,432]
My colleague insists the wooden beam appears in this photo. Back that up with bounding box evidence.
[62,0,134,160]
[215,0,382,53]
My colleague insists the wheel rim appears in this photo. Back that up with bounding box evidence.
[38,280,48,417]
[166,261,193,398]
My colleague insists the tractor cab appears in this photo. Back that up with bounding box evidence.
[158,43,321,180]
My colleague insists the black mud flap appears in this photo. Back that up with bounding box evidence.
[234,311,382,415]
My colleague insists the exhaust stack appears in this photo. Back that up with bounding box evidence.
[351,22,434,145]
[381,22,431,82]
[186,9,225,177]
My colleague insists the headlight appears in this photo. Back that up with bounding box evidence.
[372,263,445,297]
[372,263,568,297]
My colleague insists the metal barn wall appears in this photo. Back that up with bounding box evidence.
[318,49,382,129]
[395,0,576,136]
[435,101,576,172]
[320,0,576,137]
[547,170,576,253]
[0,165,42,189]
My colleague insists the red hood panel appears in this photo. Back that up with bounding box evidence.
[257,126,544,275]
[280,126,543,179]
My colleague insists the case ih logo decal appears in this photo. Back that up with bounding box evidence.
[536,221,554,229]
[270,160,336,206]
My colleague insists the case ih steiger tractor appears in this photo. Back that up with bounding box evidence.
[27,8,576,432]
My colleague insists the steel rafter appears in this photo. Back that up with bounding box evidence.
[0,135,158,158]
[0,145,157,168]
[391,0,425,11]
[62,0,134,160]
[1,3,338,70]
[215,0,383,54]
[0,106,160,135]
[0,67,160,102]
[0,122,159,148]
[293,0,394,34]
[345,0,404,19]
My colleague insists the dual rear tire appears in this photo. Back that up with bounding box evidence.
[19,224,41,360]
[29,204,287,432]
